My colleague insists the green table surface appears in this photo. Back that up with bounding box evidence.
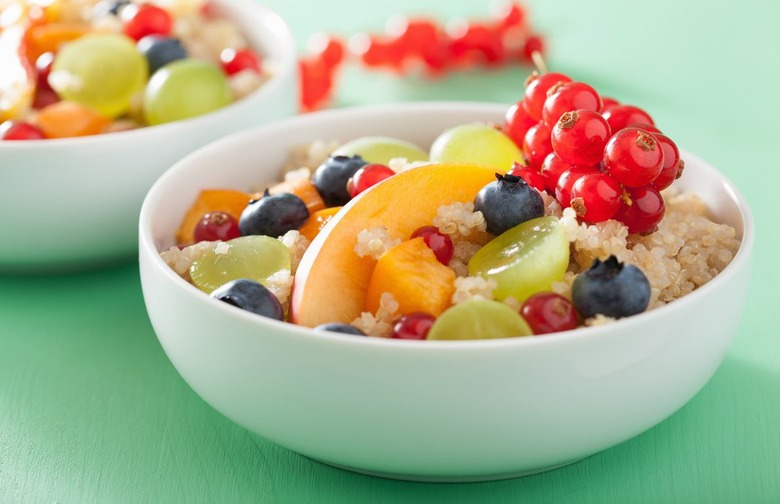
[2,0,779,502]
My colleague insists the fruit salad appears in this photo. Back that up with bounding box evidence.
[160,72,741,341]
[0,0,269,140]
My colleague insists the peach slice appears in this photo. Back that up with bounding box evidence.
[290,163,496,327]
[365,237,456,317]
[266,177,325,213]
[35,100,111,138]
[299,206,342,242]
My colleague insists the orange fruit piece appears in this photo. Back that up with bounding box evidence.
[35,101,111,138]
[365,237,456,318]
[27,23,91,62]
[266,177,325,213]
[299,206,342,242]
[175,189,253,245]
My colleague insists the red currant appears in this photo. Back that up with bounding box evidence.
[387,17,439,57]
[411,226,454,265]
[523,72,572,121]
[35,52,55,91]
[493,1,525,29]
[347,163,395,198]
[507,162,546,192]
[193,212,241,242]
[520,292,579,335]
[601,96,620,111]
[629,123,661,134]
[522,120,553,169]
[555,165,595,207]
[221,48,262,75]
[650,133,682,190]
[0,121,46,140]
[122,4,173,41]
[615,185,665,234]
[603,127,664,187]
[307,33,345,69]
[448,21,505,65]
[350,34,404,69]
[570,171,623,222]
[602,105,654,133]
[392,312,436,340]
[503,100,536,147]
[540,152,572,194]
[551,109,611,167]
[522,35,544,61]
[299,57,332,112]
[542,81,602,128]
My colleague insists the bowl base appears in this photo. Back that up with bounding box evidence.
[311,457,585,482]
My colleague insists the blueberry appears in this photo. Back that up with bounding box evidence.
[137,36,188,75]
[312,155,367,207]
[239,190,309,238]
[314,323,367,336]
[571,255,651,319]
[210,279,284,321]
[474,173,544,235]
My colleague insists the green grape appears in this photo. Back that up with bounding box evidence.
[143,59,232,126]
[429,123,523,172]
[190,235,290,294]
[333,136,429,165]
[468,216,569,302]
[49,34,147,118]
[427,299,532,340]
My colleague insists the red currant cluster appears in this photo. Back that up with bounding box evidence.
[504,72,684,234]
[299,1,544,112]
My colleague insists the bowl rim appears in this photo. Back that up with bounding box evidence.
[139,101,755,352]
[0,0,297,151]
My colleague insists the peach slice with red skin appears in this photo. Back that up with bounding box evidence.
[290,163,496,327]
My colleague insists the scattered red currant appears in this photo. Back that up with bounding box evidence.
[122,3,173,41]
[193,212,241,243]
[615,185,665,234]
[551,109,611,167]
[392,312,436,340]
[570,171,623,223]
[347,163,395,198]
[603,127,664,187]
[220,48,262,75]
[520,292,579,335]
[411,225,454,265]
[0,121,46,140]
[307,33,346,69]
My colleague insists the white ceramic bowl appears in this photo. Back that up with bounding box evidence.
[0,0,296,272]
[139,103,753,482]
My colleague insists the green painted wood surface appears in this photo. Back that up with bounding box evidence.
[2,0,779,501]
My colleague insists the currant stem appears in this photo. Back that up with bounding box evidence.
[531,50,547,74]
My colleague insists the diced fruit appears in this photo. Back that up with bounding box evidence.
[429,123,522,172]
[473,173,544,235]
[176,189,253,245]
[298,206,342,242]
[468,216,569,302]
[268,177,326,213]
[137,35,188,74]
[603,127,664,187]
[427,299,532,340]
[35,101,112,138]
[0,25,36,121]
[312,154,367,207]
[333,136,429,165]
[411,225,453,265]
[365,237,456,318]
[571,255,650,319]
[50,33,148,118]
[190,235,290,294]
[290,163,496,327]
[314,323,366,336]
[220,48,262,75]
[392,312,436,340]
[347,163,395,198]
[193,212,241,243]
[0,120,45,140]
[520,292,579,335]
[143,59,232,125]
[26,23,91,62]
[239,191,309,238]
[210,278,284,321]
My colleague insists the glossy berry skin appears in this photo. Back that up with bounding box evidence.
[522,35,544,61]
[220,48,262,75]
[603,128,664,187]
[313,155,367,206]
[571,255,651,319]
[555,165,595,207]
[193,211,241,243]
[507,162,546,192]
[392,312,436,340]
[314,323,366,336]
[137,36,187,74]
[238,191,309,237]
[602,105,654,133]
[600,96,620,111]
[523,72,572,121]
[615,185,665,234]
[520,292,579,335]
[307,33,345,69]
[540,152,571,194]
[347,163,395,198]
[542,81,602,129]
[522,121,553,169]
[210,278,284,321]
[0,121,46,140]
[122,3,173,41]
[551,110,611,167]
[474,173,544,235]
[570,172,623,223]
[503,100,536,147]
[650,133,682,190]
[411,226,454,265]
